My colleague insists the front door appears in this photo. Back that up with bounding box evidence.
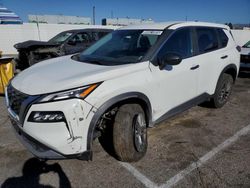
[149,27,198,121]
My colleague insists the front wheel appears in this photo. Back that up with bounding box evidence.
[113,104,147,162]
[211,74,233,108]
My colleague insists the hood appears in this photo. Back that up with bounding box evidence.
[241,47,250,55]
[14,40,59,50]
[11,55,148,95]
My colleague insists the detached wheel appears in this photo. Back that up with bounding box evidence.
[113,104,147,162]
[211,74,233,108]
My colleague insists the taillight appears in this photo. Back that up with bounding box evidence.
[236,46,241,52]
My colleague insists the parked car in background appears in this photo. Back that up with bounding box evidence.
[6,22,240,162]
[14,28,113,70]
[240,40,250,65]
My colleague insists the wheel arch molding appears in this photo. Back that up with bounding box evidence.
[211,63,237,96]
[86,92,152,155]
[220,64,238,82]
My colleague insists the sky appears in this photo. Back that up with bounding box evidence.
[1,0,250,24]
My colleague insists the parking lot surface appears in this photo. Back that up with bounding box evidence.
[1,70,250,188]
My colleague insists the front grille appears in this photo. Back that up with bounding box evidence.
[7,85,29,116]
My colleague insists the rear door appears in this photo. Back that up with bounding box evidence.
[193,27,230,95]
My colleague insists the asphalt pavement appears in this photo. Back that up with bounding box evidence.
[1,70,250,188]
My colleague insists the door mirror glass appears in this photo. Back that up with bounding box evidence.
[158,53,182,70]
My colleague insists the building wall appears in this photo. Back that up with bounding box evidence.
[102,18,154,26]
[0,23,249,55]
[232,30,250,46]
[28,15,91,25]
[0,23,117,55]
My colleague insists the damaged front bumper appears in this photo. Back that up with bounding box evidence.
[10,117,92,160]
[6,90,95,160]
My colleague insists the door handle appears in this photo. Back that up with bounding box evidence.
[190,65,199,70]
[221,55,228,59]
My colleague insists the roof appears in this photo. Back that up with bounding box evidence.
[118,21,230,30]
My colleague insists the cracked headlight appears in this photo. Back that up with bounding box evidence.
[39,83,100,102]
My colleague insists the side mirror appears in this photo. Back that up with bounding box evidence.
[158,53,182,70]
[68,40,76,45]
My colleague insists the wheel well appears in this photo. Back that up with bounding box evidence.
[224,67,237,82]
[100,97,151,127]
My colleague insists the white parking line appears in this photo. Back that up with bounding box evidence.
[119,162,158,188]
[120,124,250,188]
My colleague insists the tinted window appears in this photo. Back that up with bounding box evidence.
[196,27,218,53]
[218,29,229,48]
[70,33,90,44]
[158,28,193,59]
[49,32,73,44]
[98,32,109,39]
[92,32,110,41]
[91,32,99,41]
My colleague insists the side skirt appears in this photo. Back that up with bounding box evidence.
[153,93,211,126]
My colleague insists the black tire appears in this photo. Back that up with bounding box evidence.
[113,104,147,162]
[211,74,233,108]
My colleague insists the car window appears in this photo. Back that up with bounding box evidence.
[217,29,229,48]
[98,32,110,39]
[49,32,73,44]
[137,34,159,47]
[158,28,193,59]
[91,32,110,41]
[78,29,163,65]
[243,41,250,48]
[196,27,219,53]
[71,33,90,44]
[91,32,99,41]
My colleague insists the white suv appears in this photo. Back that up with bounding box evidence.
[5,22,240,162]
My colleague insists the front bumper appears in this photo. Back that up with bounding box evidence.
[10,117,92,160]
[6,87,95,160]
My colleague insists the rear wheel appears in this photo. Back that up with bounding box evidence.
[211,74,233,108]
[113,104,147,162]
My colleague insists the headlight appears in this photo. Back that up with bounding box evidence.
[28,111,66,122]
[39,83,99,102]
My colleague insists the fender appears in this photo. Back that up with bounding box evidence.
[210,63,237,95]
[218,64,238,82]
[86,92,152,153]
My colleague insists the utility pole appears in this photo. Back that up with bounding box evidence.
[92,6,95,25]
[111,10,113,18]
[36,15,41,41]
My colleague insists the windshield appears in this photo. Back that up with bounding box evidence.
[49,32,73,44]
[77,30,163,65]
[243,41,250,48]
